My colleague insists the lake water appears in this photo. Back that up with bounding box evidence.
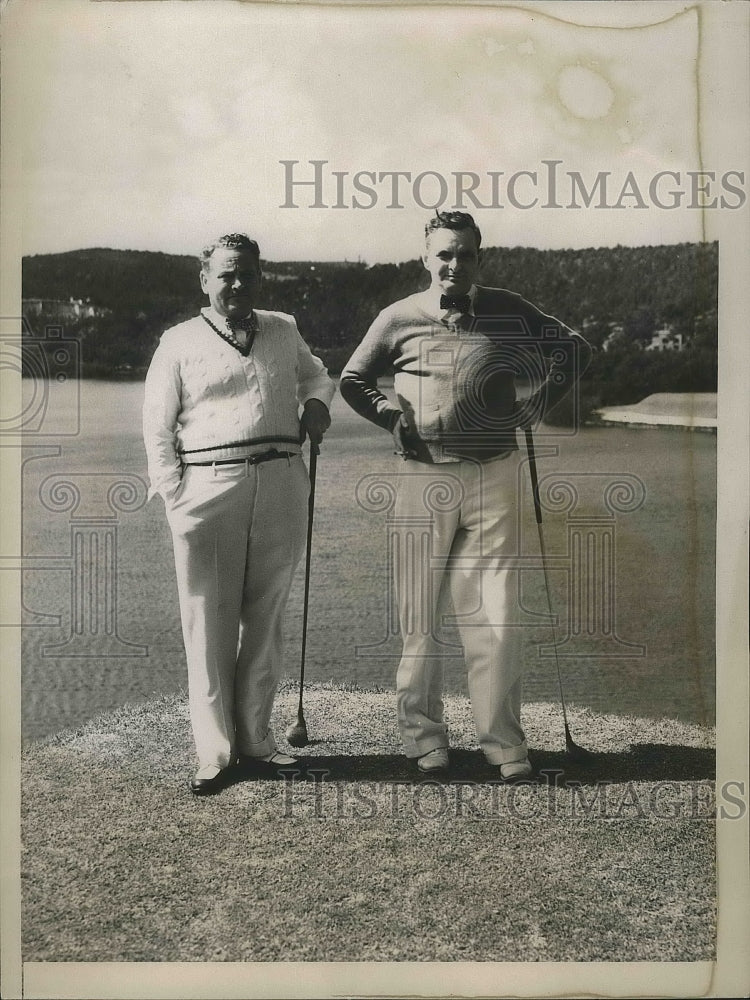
[18,379,716,740]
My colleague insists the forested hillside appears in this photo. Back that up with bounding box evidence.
[22,242,717,421]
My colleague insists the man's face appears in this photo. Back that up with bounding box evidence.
[422,227,481,296]
[200,247,261,319]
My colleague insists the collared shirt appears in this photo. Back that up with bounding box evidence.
[143,307,335,501]
[203,306,256,351]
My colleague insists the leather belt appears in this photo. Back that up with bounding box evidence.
[185,450,296,467]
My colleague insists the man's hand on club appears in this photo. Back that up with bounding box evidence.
[392,412,420,460]
[300,398,331,451]
[512,399,534,431]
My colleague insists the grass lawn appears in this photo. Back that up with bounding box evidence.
[22,683,715,964]
[21,382,716,741]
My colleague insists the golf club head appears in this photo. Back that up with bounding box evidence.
[565,732,595,764]
[286,715,309,748]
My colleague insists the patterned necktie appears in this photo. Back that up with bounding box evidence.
[440,294,471,314]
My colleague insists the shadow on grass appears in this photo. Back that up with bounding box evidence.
[527,742,716,786]
[226,743,715,788]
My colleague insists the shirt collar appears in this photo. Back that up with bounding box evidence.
[202,305,255,331]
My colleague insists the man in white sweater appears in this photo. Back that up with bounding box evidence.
[143,233,335,794]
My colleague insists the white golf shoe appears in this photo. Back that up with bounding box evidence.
[416,748,450,773]
[499,758,534,782]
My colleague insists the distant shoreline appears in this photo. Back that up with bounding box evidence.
[22,376,718,432]
[594,392,717,432]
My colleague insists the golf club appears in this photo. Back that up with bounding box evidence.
[524,426,593,763]
[285,441,319,748]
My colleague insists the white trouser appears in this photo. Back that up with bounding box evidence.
[166,456,309,768]
[393,451,527,765]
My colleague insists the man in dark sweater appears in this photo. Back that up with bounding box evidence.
[340,211,591,780]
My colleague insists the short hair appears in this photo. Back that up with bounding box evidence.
[199,233,261,271]
[424,211,482,251]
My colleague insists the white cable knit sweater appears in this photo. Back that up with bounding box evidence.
[143,307,335,500]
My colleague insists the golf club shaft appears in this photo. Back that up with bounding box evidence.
[297,442,318,716]
[524,427,575,744]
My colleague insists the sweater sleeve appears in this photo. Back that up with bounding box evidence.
[513,295,592,421]
[339,311,403,432]
[142,340,183,502]
[292,319,336,410]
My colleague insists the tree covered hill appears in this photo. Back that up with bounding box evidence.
[23,247,206,323]
[22,242,717,417]
[479,242,717,339]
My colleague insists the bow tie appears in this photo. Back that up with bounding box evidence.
[227,314,256,334]
[440,294,471,314]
